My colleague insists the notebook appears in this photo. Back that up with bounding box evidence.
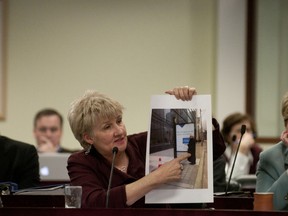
[38,153,71,181]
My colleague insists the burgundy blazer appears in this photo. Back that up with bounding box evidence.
[67,132,147,208]
[67,119,225,208]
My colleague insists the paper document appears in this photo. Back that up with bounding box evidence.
[145,95,213,204]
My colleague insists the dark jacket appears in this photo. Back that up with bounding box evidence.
[212,118,226,160]
[0,136,40,189]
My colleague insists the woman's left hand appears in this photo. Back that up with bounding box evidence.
[165,86,197,101]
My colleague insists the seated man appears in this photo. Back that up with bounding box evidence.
[34,108,78,153]
[0,135,40,189]
[256,91,288,210]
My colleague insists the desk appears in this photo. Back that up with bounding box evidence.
[0,207,286,216]
[1,195,286,216]
[1,195,65,208]
[1,195,253,210]
[1,195,255,209]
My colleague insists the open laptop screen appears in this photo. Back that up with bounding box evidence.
[38,153,71,181]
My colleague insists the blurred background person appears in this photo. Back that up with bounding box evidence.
[221,112,262,181]
[0,135,40,189]
[34,108,77,153]
[256,91,288,210]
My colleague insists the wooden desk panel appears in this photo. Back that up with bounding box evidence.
[0,194,285,216]
[1,195,65,208]
[1,195,254,209]
[1,195,253,210]
[207,196,254,210]
[0,208,286,216]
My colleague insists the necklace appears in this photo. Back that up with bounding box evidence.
[115,152,129,173]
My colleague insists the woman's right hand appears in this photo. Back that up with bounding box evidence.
[125,152,190,206]
[153,153,191,184]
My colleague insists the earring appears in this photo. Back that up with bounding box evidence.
[85,145,91,155]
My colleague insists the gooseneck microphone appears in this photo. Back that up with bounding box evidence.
[225,124,246,195]
[106,146,119,208]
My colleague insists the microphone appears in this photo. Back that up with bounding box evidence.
[105,146,118,208]
[225,124,246,195]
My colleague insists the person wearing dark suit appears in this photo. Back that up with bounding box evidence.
[33,108,78,153]
[256,91,288,210]
[0,136,40,189]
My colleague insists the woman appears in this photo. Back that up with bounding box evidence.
[256,92,288,210]
[221,112,262,180]
[67,86,225,208]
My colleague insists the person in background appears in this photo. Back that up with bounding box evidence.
[67,86,226,208]
[187,134,196,164]
[221,112,262,180]
[0,135,40,189]
[211,117,227,193]
[34,108,77,153]
[256,91,288,210]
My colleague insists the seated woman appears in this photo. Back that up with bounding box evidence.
[67,86,225,208]
[256,92,288,210]
[221,112,262,181]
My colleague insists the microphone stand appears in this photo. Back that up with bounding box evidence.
[225,125,246,195]
[106,147,119,208]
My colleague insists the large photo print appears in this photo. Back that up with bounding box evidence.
[145,95,213,204]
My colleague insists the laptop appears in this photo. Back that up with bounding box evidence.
[38,153,71,181]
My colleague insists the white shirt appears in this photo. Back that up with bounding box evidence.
[224,144,253,180]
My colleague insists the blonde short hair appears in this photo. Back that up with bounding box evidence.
[282,92,288,126]
[68,90,124,150]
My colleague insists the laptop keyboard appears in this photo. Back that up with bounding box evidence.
[166,159,199,189]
